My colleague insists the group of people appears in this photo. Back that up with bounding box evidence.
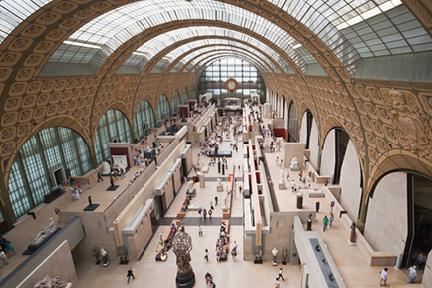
[215,222,230,262]
[379,264,419,285]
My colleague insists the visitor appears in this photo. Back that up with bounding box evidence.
[408,265,416,283]
[208,208,212,219]
[203,209,207,219]
[198,225,203,237]
[329,213,334,228]
[277,267,285,281]
[215,196,218,206]
[126,267,135,284]
[315,201,320,213]
[204,249,209,262]
[231,241,238,258]
[323,215,329,232]
[210,200,214,210]
[380,267,388,286]
[274,277,281,288]
[0,249,9,266]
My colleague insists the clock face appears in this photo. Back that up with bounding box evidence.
[225,79,238,92]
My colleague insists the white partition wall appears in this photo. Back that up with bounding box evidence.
[339,140,362,222]
[309,118,319,169]
[364,172,408,260]
[320,129,336,182]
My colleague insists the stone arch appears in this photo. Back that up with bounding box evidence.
[2,115,92,180]
[92,101,133,137]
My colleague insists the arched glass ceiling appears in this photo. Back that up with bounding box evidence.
[193,54,267,75]
[159,40,287,73]
[270,0,432,58]
[48,1,309,70]
[0,0,52,42]
[121,27,293,72]
[1,1,431,73]
[164,47,276,73]
[125,39,287,73]
[184,51,269,73]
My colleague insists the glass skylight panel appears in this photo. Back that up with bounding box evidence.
[0,0,52,43]
[49,0,307,68]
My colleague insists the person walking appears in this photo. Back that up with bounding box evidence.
[215,196,218,206]
[127,267,135,284]
[208,208,212,219]
[277,267,285,281]
[203,209,207,220]
[198,225,203,237]
[204,249,209,262]
[323,215,329,232]
[380,267,388,286]
[274,278,281,288]
[210,200,214,210]
[408,265,417,283]
[329,213,334,228]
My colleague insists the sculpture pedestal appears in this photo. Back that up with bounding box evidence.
[199,175,205,188]
[216,184,224,192]
[278,181,286,190]
[176,271,195,288]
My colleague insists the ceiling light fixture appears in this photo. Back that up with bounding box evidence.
[63,40,101,49]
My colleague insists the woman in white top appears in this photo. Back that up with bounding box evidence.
[380,267,388,286]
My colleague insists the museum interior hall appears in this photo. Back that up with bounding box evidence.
[0,1,431,287]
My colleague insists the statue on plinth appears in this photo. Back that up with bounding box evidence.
[100,248,110,267]
[31,217,57,246]
[290,156,300,171]
[34,275,71,288]
[172,231,195,288]
[102,161,111,175]
[272,247,279,266]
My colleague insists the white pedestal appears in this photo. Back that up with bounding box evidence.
[216,184,224,192]
[199,175,205,188]
[279,181,286,190]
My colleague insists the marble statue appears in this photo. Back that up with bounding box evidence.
[33,275,71,288]
[290,156,300,171]
[272,247,279,265]
[31,217,57,246]
[71,187,80,200]
[102,161,111,175]
[100,248,110,267]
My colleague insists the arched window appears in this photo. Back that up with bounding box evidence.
[156,95,170,126]
[94,109,132,163]
[288,102,298,142]
[135,101,155,140]
[181,92,188,104]
[198,57,265,100]
[172,93,180,115]
[7,127,93,218]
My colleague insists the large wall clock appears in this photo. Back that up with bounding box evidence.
[225,78,238,93]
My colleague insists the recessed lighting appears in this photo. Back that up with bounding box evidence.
[63,40,101,49]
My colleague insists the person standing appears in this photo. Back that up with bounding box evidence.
[323,215,329,232]
[208,208,212,219]
[380,267,388,286]
[203,209,207,220]
[198,225,203,237]
[315,201,320,213]
[204,249,209,262]
[215,196,218,206]
[277,267,285,281]
[329,213,334,228]
[408,265,417,283]
[127,267,135,284]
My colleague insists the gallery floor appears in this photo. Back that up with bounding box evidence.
[73,124,424,288]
